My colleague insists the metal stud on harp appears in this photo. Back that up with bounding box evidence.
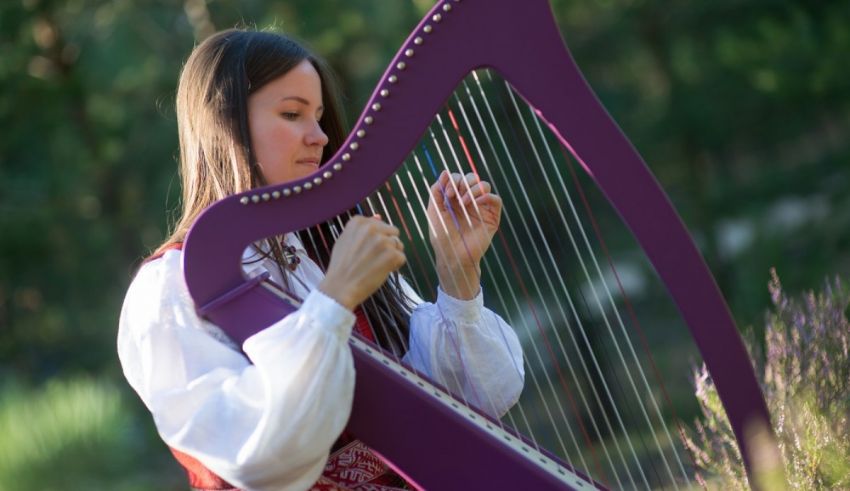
[184,0,779,489]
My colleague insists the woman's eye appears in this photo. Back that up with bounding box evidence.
[281,112,299,121]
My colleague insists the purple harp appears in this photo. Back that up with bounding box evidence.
[183,0,777,489]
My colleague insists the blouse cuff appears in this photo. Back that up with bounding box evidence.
[243,289,356,352]
[435,285,484,323]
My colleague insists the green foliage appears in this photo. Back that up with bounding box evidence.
[0,376,183,490]
[555,0,850,329]
[685,270,850,489]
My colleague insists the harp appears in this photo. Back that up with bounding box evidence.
[183,0,777,488]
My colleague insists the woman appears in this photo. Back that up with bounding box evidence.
[118,29,524,490]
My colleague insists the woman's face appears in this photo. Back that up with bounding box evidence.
[248,59,329,186]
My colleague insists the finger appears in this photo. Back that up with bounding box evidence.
[386,234,404,250]
[453,174,470,198]
[430,180,448,211]
[474,193,503,213]
[381,224,401,237]
[340,215,365,236]
[461,181,492,205]
[435,170,451,198]
[392,250,407,270]
[455,173,482,200]
[475,191,502,205]
[360,216,398,237]
[382,244,407,265]
[446,172,464,199]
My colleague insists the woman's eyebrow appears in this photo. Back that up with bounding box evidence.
[280,96,323,111]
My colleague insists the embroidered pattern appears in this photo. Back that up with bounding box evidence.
[314,441,410,491]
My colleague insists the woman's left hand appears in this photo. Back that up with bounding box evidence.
[426,170,502,300]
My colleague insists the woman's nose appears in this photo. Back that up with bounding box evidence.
[306,121,329,147]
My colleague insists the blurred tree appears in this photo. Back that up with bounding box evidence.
[552,0,850,337]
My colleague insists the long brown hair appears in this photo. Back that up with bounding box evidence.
[160,29,412,352]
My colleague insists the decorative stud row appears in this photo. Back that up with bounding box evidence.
[238,162,344,205]
[240,0,460,205]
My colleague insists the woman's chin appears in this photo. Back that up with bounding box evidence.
[296,163,319,175]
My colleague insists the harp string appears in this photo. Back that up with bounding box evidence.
[420,95,616,484]
[434,105,632,482]
[355,197,481,409]
[475,71,648,475]
[560,142,705,488]
[447,85,614,473]
[517,88,697,485]
[332,214,399,352]
[409,140,574,440]
[450,76,632,486]
[497,72,685,487]
[488,72,684,487]
[465,71,635,469]
[370,146,565,458]
[386,177,436,297]
[395,151,613,482]
[508,72,697,485]
[350,192,499,416]
[481,69,698,487]
[416,139,589,440]
[307,162,540,468]
[422,114,610,468]
[431,82,640,486]
[402,158,566,462]
[302,223,402,359]
[394,156,561,455]
[369,182,520,426]
[420,113,624,485]
[395,159,529,417]
[451,69,695,488]
[519,107,667,487]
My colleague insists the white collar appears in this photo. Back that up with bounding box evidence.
[241,233,305,276]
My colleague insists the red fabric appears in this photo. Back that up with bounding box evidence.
[143,243,409,490]
[353,307,376,342]
[317,441,410,490]
[169,447,239,490]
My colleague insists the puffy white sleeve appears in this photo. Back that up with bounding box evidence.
[117,251,355,491]
[402,285,525,418]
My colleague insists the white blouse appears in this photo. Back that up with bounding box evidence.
[117,234,524,491]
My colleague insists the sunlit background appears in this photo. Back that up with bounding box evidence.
[1,0,848,488]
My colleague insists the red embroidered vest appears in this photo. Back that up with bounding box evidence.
[144,244,411,490]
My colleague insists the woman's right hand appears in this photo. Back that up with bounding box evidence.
[318,215,406,310]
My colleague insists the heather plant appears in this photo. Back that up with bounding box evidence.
[685,269,850,489]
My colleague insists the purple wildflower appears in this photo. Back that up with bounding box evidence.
[685,269,850,489]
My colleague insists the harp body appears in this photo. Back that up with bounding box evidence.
[183,0,775,488]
